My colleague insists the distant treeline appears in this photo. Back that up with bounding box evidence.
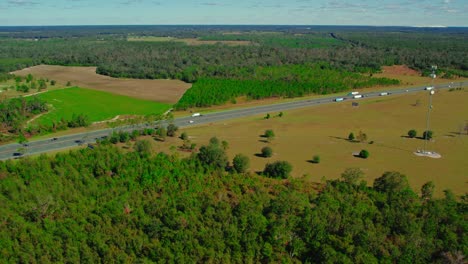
[175,64,399,109]
[0,143,465,262]
[0,27,467,82]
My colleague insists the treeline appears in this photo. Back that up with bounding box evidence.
[175,64,399,109]
[1,28,467,83]
[0,143,465,263]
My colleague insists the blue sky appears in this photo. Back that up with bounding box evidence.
[1,0,467,26]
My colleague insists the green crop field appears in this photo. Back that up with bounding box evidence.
[34,87,171,125]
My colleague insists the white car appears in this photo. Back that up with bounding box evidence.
[189,120,194,124]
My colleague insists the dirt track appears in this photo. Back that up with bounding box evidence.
[13,65,191,104]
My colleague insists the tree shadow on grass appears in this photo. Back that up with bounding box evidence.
[254,153,267,158]
[307,160,319,164]
[258,139,269,143]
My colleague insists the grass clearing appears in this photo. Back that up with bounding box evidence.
[13,65,191,104]
[34,87,171,125]
[170,89,468,196]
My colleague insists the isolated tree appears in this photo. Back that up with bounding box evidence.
[341,168,364,185]
[278,112,284,117]
[423,130,433,140]
[197,143,228,169]
[408,129,417,138]
[133,139,151,157]
[348,132,355,141]
[359,149,370,159]
[265,113,271,119]
[50,80,56,86]
[312,155,320,164]
[263,161,292,179]
[180,132,188,141]
[166,124,178,137]
[66,81,72,86]
[232,154,250,173]
[264,129,275,141]
[261,146,273,158]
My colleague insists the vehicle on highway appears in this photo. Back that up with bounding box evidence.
[380,92,389,96]
[334,98,344,102]
[75,140,85,145]
[191,113,201,117]
[348,91,359,96]
[189,120,194,124]
[13,152,23,157]
[425,86,434,90]
[353,94,363,99]
[51,137,58,141]
[22,143,29,147]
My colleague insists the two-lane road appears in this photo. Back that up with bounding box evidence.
[1,81,465,160]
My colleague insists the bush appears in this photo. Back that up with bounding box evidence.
[312,155,320,164]
[348,132,355,141]
[232,154,250,173]
[408,129,417,138]
[423,130,433,140]
[180,132,188,140]
[261,146,273,158]
[263,161,292,179]
[133,140,151,157]
[359,149,370,159]
[166,124,178,137]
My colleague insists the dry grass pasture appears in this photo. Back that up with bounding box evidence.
[166,89,468,196]
[13,65,191,104]
[128,36,253,46]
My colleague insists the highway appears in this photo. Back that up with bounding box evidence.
[0,81,466,160]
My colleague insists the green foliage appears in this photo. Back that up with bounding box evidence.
[341,168,364,185]
[312,155,320,164]
[175,64,399,109]
[265,113,270,119]
[264,129,275,141]
[261,146,273,158]
[197,139,228,169]
[263,160,292,179]
[180,132,188,140]
[166,124,178,137]
[423,130,433,140]
[408,129,417,138]
[67,113,90,128]
[0,96,48,133]
[373,171,410,194]
[348,132,355,141]
[359,149,370,159]
[0,145,465,263]
[133,139,151,157]
[278,111,284,117]
[232,153,250,173]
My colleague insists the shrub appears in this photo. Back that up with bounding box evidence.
[312,155,320,164]
[359,149,370,159]
[232,154,250,173]
[180,132,188,140]
[348,132,355,141]
[263,161,292,179]
[423,130,433,140]
[408,129,417,138]
[261,146,273,158]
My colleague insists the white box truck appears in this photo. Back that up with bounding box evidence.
[191,113,201,117]
[380,92,388,96]
[353,95,363,99]
[348,91,360,96]
[425,86,434,91]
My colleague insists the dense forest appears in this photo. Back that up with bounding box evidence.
[175,64,399,109]
[0,143,466,263]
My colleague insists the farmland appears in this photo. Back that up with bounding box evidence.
[162,89,468,196]
[13,65,191,104]
[33,87,171,125]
